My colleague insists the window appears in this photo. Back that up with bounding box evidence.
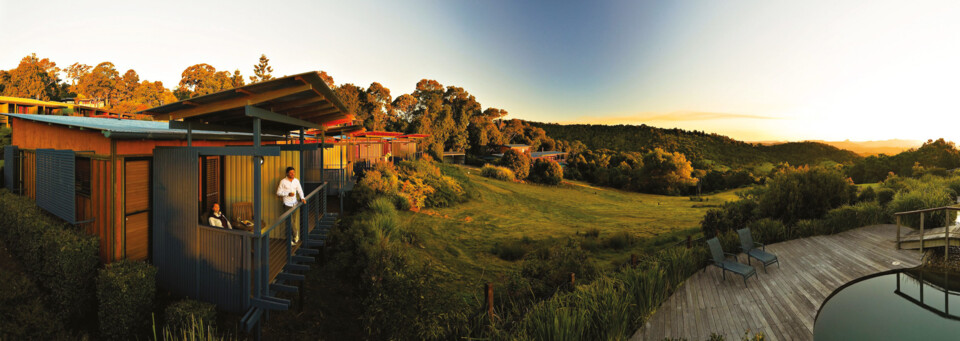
[76,157,91,197]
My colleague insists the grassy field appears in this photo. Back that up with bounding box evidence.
[398,165,742,296]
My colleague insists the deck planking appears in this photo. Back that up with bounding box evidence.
[632,224,921,341]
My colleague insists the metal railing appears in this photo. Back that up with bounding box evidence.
[254,182,328,298]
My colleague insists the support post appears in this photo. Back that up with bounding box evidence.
[896,215,902,250]
[686,235,692,249]
[569,272,575,286]
[921,212,925,253]
[253,118,263,296]
[186,122,193,147]
[946,209,950,261]
[339,143,344,214]
[299,128,307,240]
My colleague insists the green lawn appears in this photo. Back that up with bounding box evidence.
[399,165,742,294]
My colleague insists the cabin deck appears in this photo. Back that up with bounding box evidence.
[268,238,300,282]
[898,225,960,250]
[632,224,922,341]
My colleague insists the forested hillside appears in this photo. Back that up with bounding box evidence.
[529,122,861,169]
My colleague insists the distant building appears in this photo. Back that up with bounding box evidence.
[0,96,147,128]
[489,143,569,164]
[496,144,532,154]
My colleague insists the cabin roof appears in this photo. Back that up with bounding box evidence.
[141,71,353,132]
[2,113,283,141]
[531,151,568,158]
[503,144,530,148]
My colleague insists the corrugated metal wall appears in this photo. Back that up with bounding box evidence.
[197,226,249,313]
[323,144,345,169]
[152,148,199,299]
[223,151,300,239]
[22,150,35,200]
[4,145,17,191]
[35,149,76,223]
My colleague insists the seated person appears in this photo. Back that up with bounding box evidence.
[207,203,232,229]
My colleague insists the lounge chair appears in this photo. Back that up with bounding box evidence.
[736,228,779,273]
[706,237,757,286]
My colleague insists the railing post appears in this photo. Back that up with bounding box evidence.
[920,212,925,253]
[946,208,951,261]
[896,215,902,250]
[485,283,494,322]
[287,214,293,264]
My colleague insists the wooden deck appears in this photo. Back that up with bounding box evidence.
[898,225,960,250]
[632,224,922,341]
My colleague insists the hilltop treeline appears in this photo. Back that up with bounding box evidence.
[529,122,861,169]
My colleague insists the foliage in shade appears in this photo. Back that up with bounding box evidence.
[0,189,99,326]
[164,299,217,332]
[97,260,157,341]
[758,166,856,224]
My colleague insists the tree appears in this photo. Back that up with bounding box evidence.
[65,63,92,86]
[2,54,63,100]
[76,62,120,106]
[178,64,230,98]
[230,70,245,88]
[499,149,531,180]
[639,148,697,195]
[362,82,394,131]
[318,71,335,88]
[529,159,563,185]
[132,81,177,107]
[249,54,274,83]
[119,69,140,103]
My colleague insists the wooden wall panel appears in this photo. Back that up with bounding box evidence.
[124,212,149,260]
[22,150,35,200]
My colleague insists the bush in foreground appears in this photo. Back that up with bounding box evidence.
[0,189,99,325]
[480,164,515,181]
[97,260,157,340]
[499,149,532,180]
[164,299,217,332]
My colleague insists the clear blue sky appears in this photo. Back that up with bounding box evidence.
[3,0,959,141]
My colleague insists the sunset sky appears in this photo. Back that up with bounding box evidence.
[2,0,959,142]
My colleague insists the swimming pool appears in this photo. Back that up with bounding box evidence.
[814,268,960,340]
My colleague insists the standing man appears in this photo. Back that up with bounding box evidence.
[277,166,306,245]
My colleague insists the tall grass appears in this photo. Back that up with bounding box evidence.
[152,314,232,341]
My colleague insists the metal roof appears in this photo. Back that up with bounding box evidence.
[3,113,283,141]
[504,144,530,148]
[142,71,353,133]
[531,151,568,158]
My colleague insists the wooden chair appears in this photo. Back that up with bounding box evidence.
[707,237,757,286]
[737,228,780,273]
[232,202,255,232]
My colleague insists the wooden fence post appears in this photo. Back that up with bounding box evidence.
[896,215,901,250]
[920,212,925,253]
[485,283,494,321]
[570,272,576,286]
[686,235,692,249]
[631,254,637,268]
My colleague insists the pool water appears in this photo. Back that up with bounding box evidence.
[814,268,960,340]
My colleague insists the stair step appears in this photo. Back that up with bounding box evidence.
[285,263,310,272]
[276,272,306,281]
[270,283,298,293]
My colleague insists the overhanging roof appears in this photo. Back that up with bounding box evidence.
[2,113,284,141]
[141,71,354,132]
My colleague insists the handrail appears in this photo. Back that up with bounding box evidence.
[894,205,960,216]
[262,182,327,235]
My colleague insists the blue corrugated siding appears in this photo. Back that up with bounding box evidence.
[197,226,250,313]
[35,149,75,223]
[3,145,17,192]
[152,148,199,299]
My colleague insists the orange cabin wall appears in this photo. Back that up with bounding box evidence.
[11,118,112,154]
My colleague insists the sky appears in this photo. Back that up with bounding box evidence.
[2,0,960,142]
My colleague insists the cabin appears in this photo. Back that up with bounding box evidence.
[0,95,143,128]
[488,144,569,164]
[2,71,361,333]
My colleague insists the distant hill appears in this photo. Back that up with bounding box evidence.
[528,122,862,168]
[754,139,921,156]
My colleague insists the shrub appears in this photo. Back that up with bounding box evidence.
[791,219,828,238]
[518,277,633,341]
[758,166,856,224]
[0,190,99,325]
[164,299,217,331]
[491,238,535,261]
[0,268,66,340]
[481,164,515,181]
[521,241,599,297]
[97,260,157,340]
[602,231,636,250]
[353,165,400,207]
[398,178,435,211]
[887,184,956,228]
[857,186,876,202]
[700,199,759,238]
[528,159,563,185]
[583,228,600,238]
[499,149,532,180]
[747,218,787,245]
[876,187,896,206]
[823,201,886,234]
[157,314,232,341]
